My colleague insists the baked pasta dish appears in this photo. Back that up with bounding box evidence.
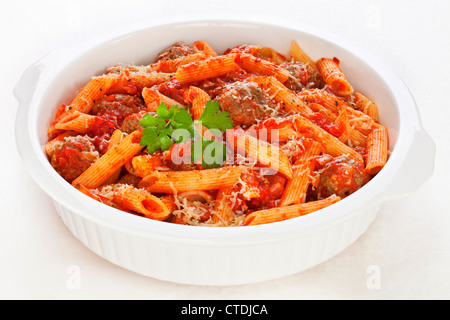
[44,40,389,226]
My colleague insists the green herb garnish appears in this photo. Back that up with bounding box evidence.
[139,101,233,168]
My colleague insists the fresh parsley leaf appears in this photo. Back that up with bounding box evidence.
[198,100,234,132]
[139,113,165,128]
[140,127,162,154]
[139,100,233,169]
[174,107,194,125]
[159,133,174,151]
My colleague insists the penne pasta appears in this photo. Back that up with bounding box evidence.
[257,47,287,65]
[228,129,293,179]
[244,196,341,226]
[280,140,322,206]
[44,131,77,158]
[97,184,171,221]
[334,109,351,144]
[185,86,211,120]
[292,114,364,163]
[108,70,175,94]
[193,41,218,57]
[126,71,175,89]
[142,87,181,112]
[138,166,243,193]
[72,130,144,189]
[290,40,319,72]
[355,92,380,123]
[131,154,164,178]
[299,89,375,135]
[53,110,97,134]
[175,54,239,84]
[103,129,125,185]
[156,52,207,73]
[316,57,354,96]
[251,76,314,118]
[366,125,389,174]
[236,53,290,83]
[69,75,118,113]
[211,187,236,226]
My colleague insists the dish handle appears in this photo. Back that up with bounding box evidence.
[14,55,49,106]
[380,128,435,201]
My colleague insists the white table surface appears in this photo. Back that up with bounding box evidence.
[2,0,449,300]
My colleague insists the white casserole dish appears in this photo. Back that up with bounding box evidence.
[14,17,435,285]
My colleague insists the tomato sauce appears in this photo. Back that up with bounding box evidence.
[91,94,146,127]
[310,112,345,137]
[50,137,99,182]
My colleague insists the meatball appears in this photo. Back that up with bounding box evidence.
[120,110,146,134]
[156,41,200,62]
[91,94,146,127]
[311,155,370,199]
[214,81,279,129]
[280,61,324,92]
[50,136,99,183]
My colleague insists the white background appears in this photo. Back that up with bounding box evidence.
[2,0,449,300]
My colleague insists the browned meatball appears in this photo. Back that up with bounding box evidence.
[214,81,279,129]
[120,110,146,134]
[156,41,200,62]
[91,94,146,127]
[280,61,324,92]
[312,155,370,199]
[50,136,99,183]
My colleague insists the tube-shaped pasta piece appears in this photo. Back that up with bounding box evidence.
[103,129,124,185]
[131,154,164,178]
[280,140,322,206]
[308,103,337,123]
[193,41,218,57]
[106,63,158,74]
[142,87,181,112]
[251,76,314,118]
[75,183,107,203]
[299,89,375,135]
[175,54,239,84]
[348,127,367,148]
[236,53,290,83]
[277,124,301,142]
[178,190,214,204]
[355,92,380,123]
[228,129,293,179]
[334,109,351,144]
[53,110,97,134]
[244,196,341,226]
[366,125,389,174]
[211,187,235,226]
[138,166,243,193]
[292,115,364,163]
[44,131,76,158]
[126,71,175,89]
[72,130,144,189]
[257,47,287,65]
[290,40,319,72]
[307,103,366,147]
[299,88,347,114]
[98,184,171,221]
[156,52,207,73]
[70,75,118,113]
[185,86,210,120]
[316,57,354,96]
[109,71,175,94]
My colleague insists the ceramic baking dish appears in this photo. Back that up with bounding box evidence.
[14,17,435,285]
